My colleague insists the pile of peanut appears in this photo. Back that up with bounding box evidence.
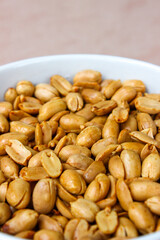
[0,70,160,240]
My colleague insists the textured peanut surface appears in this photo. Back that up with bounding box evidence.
[0,69,160,239]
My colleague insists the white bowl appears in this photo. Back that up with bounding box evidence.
[0,54,160,240]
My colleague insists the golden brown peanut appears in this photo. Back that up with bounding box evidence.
[74,70,102,84]
[60,113,87,133]
[108,156,125,179]
[16,80,35,96]
[121,142,144,155]
[135,96,160,114]
[15,230,35,239]
[38,98,66,122]
[91,100,117,116]
[56,181,77,202]
[76,104,95,121]
[112,107,129,123]
[128,202,155,234]
[118,129,132,144]
[35,83,59,102]
[71,198,99,222]
[4,88,17,103]
[34,229,64,240]
[67,154,94,171]
[112,86,136,104]
[140,143,158,161]
[115,217,138,238]
[2,209,38,234]
[116,178,133,211]
[96,208,118,234]
[41,151,62,178]
[91,137,117,157]
[35,123,43,145]
[33,179,56,214]
[1,156,19,179]
[129,178,160,201]
[47,119,58,135]
[145,196,160,216]
[56,197,74,219]
[104,80,122,99]
[38,214,63,233]
[137,112,157,135]
[54,136,68,155]
[121,114,137,132]
[90,116,107,126]
[20,116,38,126]
[66,92,84,112]
[123,79,145,92]
[81,89,105,104]
[13,95,20,110]
[0,202,11,225]
[0,114,9,133]
[101,79,113,89]
[41,121,53,144]
[120,150,141,179]
[6,178,31,209]
[50,75,72,96]
[95,144,121,164]
[59,145,91,162]
[52,215,68,229]
[84,173,110,202]
[142,153,160,180]
[73,80,100,90]
[0,101,13,118]
[64,218,79,240]
[10,121,35,140]
[9,110,31,121]
[5,139,32,166]
[76,126,101,148]
[145,93,160,101]
[83,161,106,184]
[28,149,51,167]
[102,119,119,139]
[48,110,69,122]
[20,95,41,104]
[20,167,49,181]
[19,101,42,114]
[0,170,5,184]
[60,169,86,195]
[0,181,8,202]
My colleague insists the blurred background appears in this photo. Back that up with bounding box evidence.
[0,0,160,65]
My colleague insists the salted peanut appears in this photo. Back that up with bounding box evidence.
[130,131,160,148]
[108,155,125,179]
[0,181,8,202]
[0,114,9,133]
[95,144,121,164]
[64,218,79,240]
[67,154,94,171]
[101,79,114,89]
[121,115,137,132]
[90,116,107,126]
[55,181,77,202]
[116,178,133,211]
[140,143,158,160]
[1,156,19,179]
[73,80,100,90]
[115,217,138,238]
[102,119,119,139]
[76,104,95,121]
[60,113,87,133]
[20,116,38,126]
[20,95,41,104]
[52,215,68,229]
[47,119,58,135]
[81,89,105,104]
[123,79,145,92]
[121,142,144,155]
[48,110,69,122]
[137,113,157,136]
[16,80,34,96]
[96,208,118,234]
[66,133,77,145]
[83,161,106,184]
[50,75,72,96]
[128,202,155,234]
[33,179,56,214]
[0,101,13,118]
[84,173,110,202]
[41,151,62,178]
[66,92,83,112]
[145,196,160,215]
[35,123,43,145]
[135,96,160,114]
[59,145,91,162]
[112,86,136,105]
[40,121,52,144]
[5,139,32,166]
[15,230,35,239]
[76,126,101,148]
[103,80,122,99]
[54,136,68,155]
[2,209,38,234]
[4,88,17,103]
[120,150,141,179]
[35,83,59,102]
[129,178,160,201]
[112,107,129,123]
[60,169,86,195]
[20,166,48,181]
[91,100,117,116]
[56,197,74,219]
[19,101,42,115]
[73,70,102,83]
[28,149,52,167]
[13,95,21,110]
[48,127,66,148]
[38,214,63,233]
[155,132,160,142]
[9,110,31,121]
[6,178,31,209]
[34,229,64,240]
[10,121,35,140]
[91,137,117,157]
[0,202,11,225]
[142,153,160,180]
[156,219,160,232]
[145,93,160,101]
[118,129,132,144]
[71,198,99,222]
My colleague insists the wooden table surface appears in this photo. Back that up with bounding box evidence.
[0,0,160,66]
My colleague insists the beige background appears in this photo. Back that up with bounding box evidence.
[0,0,160,66]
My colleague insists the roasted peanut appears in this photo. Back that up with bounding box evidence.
[66,154,94,171]
[142,153,160,180]
[123,79,145,92]
[50,75,72,96]
[34,229,64,240]
[83,161,106,184]
[91,137,117,157]
[76,104,95,121]
[115,217,138,238]
[81,89,105,104]
[38,214,63,233]
[4,88,17,103]
[108,155,125,179]
[73,70,102,84]
[102,119,119,139]
[66,92,84,112]
[10,121,35,140]
[103,80,122,99]
[0,114,9,133]
[16,80,35,96]
[1,156,19,179]
[145,196,160,215]
[20,166,49,181]
[112,86,136,104]
[35,83,59,102]
[91,100,117,116]
[0,202,11,225]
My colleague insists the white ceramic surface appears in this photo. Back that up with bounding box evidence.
[0,54,160,240]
